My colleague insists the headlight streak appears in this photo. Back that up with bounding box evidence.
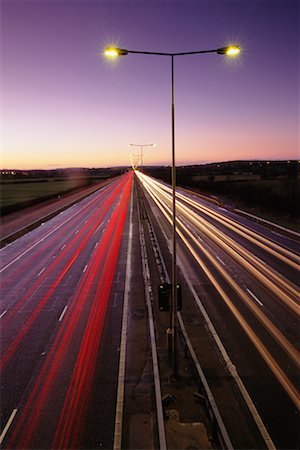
[176,221,300,410]
[139,172,300,366]
[141,172,299,268]
[175,200,300,313]
[176,191,300,269]
[138,173,299,316]
[136,172,300,409]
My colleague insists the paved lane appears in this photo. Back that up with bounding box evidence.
[0,172,133,449]
[137,171,299,449]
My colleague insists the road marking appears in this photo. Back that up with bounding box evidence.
[0,408,18,444]
[75,230,79,235]
[94,242,99,248]
[113,186,133,450]
[37,267,46,277]
[0,310,7,319]
[178,259,275,449]
[94,222,104,235]
[61,244,66,250]
[0,192,102,273]
[247,288,264,307]
[216,255,225,266]
[58,306,68,322]
[138,208,167,450]
[83,264,88,273]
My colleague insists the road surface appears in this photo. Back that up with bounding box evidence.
[0,172,133,449]
[1,169,299,449]
[137,171,299,450]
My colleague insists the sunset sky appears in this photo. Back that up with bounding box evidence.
[2,0,299,169]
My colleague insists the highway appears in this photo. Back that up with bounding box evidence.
[1,169,299,449]
[0,172,133,449]
[137,171,299,449]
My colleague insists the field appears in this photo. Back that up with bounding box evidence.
[0,176,108,214]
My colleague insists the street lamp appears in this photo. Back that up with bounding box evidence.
[128,143,155,172]
[104,44,240,379]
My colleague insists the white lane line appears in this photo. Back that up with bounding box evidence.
[83,264,88,273]
[247,288,264,307]
[0,310,7,319]
[0,408,18,444]
[75,230,79,235]
[94,242,99,248]
[113,187,133,450]
[61,244,66,250]
[0,191,103,273]
[58,306,68,322]
[216,255,225,266]
[178,259,275,449]
[94,222,105,235]
[37,267,46,277]
[138,211,167,450]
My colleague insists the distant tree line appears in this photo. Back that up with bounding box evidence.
[144,161,299,219]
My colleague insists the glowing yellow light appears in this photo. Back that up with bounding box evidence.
[226,46,240,56]
[104,47,119,58]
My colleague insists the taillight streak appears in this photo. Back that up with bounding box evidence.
[1,175,130,369]
[6,172,133,449]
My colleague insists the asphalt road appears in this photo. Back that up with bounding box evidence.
[0,172,133,449]
[137,171,300,450]
[1,169,299,449]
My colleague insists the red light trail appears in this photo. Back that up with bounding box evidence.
[4,172,133,449]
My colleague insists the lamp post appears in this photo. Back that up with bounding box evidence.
[104,44,240,379]
[128,143,155,172]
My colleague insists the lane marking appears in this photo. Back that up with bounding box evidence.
[247,288,264,307]
[94,222,105,235]
[61,244,66,250]
[139,174,275,449]
[138,206,167,450]
[0,310,7,319]
[177,259,275,449]
[0,408,18,444]
[0,191,106,273]
[113,185,133,450]
[216,255,225,266]
[83,265,88,273]
[58,306,68,322]
[37,267,46,277]
[94,242,99,248]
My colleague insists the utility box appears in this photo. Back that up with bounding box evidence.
[158,283,171,311]
[176,284,182,311]
[158,283,182,311]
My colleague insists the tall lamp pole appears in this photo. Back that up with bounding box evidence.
[128,143,155,172]
[104,44,240,379]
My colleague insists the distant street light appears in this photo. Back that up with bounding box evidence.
[104,44,240,379]
[128,143,155,172]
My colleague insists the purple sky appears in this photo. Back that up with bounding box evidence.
[2,0,299,169]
